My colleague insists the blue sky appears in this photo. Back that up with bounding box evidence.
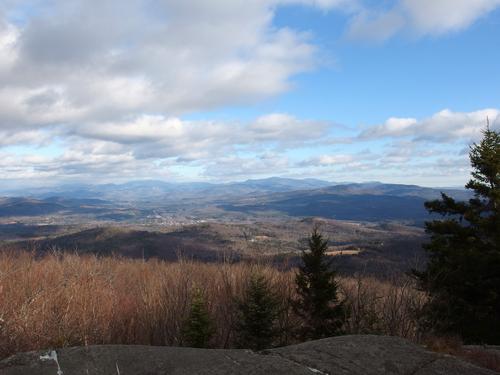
[0,0,499,188]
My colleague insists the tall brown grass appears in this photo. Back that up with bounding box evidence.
[341,273,426,341]
[423,335,500,373]
[0,251,424,359]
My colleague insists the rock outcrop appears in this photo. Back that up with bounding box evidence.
[0,335,496,374]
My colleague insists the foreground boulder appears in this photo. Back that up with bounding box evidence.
[0,335,495,374]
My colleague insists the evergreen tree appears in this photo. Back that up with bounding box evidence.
[414,126,500,344]
[294,228,345,340]
[181,288,214,348]
[235,273,280,350]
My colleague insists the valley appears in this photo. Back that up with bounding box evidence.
[0,178,449,275]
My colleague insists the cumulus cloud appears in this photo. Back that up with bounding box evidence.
[248,113,330,144]
[0,112,335,181]
[1,0,492,132]
[0,21,17,73]
[1,108,496,184]
[66,113,331,160]
[0,0,338,130]
[0,1,496,186]
[403,0,500,35]
[348,0,500,41]
[0,0,350,183]
[0,141,172,182]
[298,154,355,167]
[0,128,52,147]
[347,8,406,42]
[359,109,499,142]
[203,153,291,178]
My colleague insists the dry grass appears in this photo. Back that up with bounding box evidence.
[460,348,500,373]
[0,251,297,358]
[423,336,500,373]
[341,273,426,341]
[0,251,425,359]
[326,250,361,256]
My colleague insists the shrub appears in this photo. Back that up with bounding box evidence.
[235,273,279,350]
[0,250,427,359]
[181,288,214,348]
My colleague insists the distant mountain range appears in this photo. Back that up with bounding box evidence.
[0,178,470,223]
[0,197,66,217]
[217,181,471,223]
[0,196,113,217]
[1,177,334,201]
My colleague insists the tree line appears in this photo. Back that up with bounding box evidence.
[182,226,345,349]
[183,126,500,348]
[414,126,500,344]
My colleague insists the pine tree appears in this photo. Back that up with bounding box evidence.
[294,228,345,340]
[235,273,280,350]
[414,126,500,344]
[181,288,214,348]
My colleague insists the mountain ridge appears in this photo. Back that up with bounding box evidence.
[0,180,469,222]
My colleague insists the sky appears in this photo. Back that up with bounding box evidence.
[0,0,499,188]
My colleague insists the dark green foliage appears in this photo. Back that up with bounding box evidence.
[235,273,280,350]
[293,228,345,340]
[414,127,500,344]
[181,288,214,348]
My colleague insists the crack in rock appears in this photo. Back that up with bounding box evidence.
[39,350,63,375]
[267,351,330,374]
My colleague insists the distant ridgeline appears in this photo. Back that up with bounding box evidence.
[217,182,470,223]
[0,181,469,224]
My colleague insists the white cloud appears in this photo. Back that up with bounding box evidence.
[1,0,491,133]
[347,0,500,41]
[360,109,499,142]
[0,0,494,132]
[249,113,330,142]
[71,113,331,160]
[0,21,18,73]
[1,108,496,184]
[402,0,500,35]
[0,1,496,186]
[203,153,290,178]
[348,9,406,41]
[0,0,333,130]
[299,154,355,166]
[0,128,51,147]
[0,112,335,181]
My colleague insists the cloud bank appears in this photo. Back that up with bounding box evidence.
[1,108,496,185]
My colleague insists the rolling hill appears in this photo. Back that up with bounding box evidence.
[0,180,469,223]
[0,197,113,217]
[218,182,470,223]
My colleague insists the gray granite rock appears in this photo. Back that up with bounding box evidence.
[0,335,496,374]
